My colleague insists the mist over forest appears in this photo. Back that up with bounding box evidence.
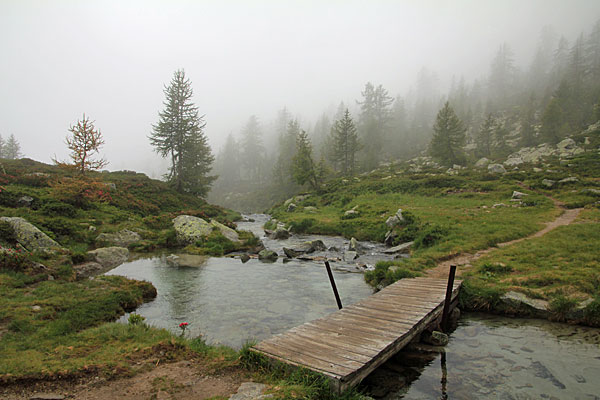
[1,0,600,211]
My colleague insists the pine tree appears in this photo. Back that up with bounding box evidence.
[150,69,215,195]
[0,134,5,158]
[273,119,299,185]
[55,115,105,173]
[429,102,466,166]
[540,97,566,144]
[476,113,495,157]
[358,82,393,170]
[489,43,515,109]
[291,130,319,190]
[239,115,265,181]
[331,109,360,176]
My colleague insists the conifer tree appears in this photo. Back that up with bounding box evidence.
[429,102,466,166]
[476,113,495,157]
[331,109,360,176]
[239,115,265,181]
[291,130,320,190]
[55,115,106,174]
[150,69,215,195]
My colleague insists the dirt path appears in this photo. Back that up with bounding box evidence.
[426,202,583,279]
[1,360,247,400]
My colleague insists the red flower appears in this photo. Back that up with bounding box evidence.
[179,322,188,328]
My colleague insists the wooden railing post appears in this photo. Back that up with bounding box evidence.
[440,264,457,332]
[324,261,343,309]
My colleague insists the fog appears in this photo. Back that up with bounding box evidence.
[1,0,598,177]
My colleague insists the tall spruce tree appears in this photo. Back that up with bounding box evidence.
[429,102,466,166]
[476,113,496,157]
[150,69,215,195]
[4,134,22,160]
[331,109,360,176]
[291,130,320,190]
[240,115,265,181]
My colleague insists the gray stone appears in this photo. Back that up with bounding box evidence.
[504,157,524,167]
[581,188,600,195]
[17,195,34,207]
[533,167,543,172]
[87,247,129,269]
[500,291,549,318]
[511,191,528,199]
[488,164,507,174]
[542,179,555,188]
[32,305,42,312]
[283,247,300,258]
[348,237,361,252]
[475,157,490,168]
[258,250,278,261]
[210,220,241,242]
[308,239,326,252]
[558,177,579,184]
[343,251,358,261]
[286,203,297,212]
[383,241,413,254]
[344,209,359,217]
[270,228,290,240]
[172,215,212,245]
[29,395,65,400]
[0,217,64,254]
[229,382,273,400]
[96,229,141,247]
[304,206,317,212]
[557,137,576,150]
[422,330,449,346]
[73,261,104,279]
[240,254,250,263]
[165,254,208,268]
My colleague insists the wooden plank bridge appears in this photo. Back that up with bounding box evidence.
[251,276,462,393]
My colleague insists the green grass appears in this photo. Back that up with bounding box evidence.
[462,213,600,325]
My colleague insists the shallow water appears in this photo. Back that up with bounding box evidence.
[361,313,600,399]
[106,255,373,348]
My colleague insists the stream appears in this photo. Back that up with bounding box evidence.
[105,214,600,398]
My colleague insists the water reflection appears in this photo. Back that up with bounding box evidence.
[106,255,373,349]
[360,313,600,399]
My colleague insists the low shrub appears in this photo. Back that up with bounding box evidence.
[288,218,316,233]
[40,201,77,217]
[548,295,578,322]
[414,224,448,249]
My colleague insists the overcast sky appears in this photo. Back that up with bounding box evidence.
[1,0,598,177]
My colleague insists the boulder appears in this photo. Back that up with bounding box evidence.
[17,196,34,208]
[240,254,250,263]
[488,164,506,174]
[87,247,129,269]
[258,250,278,262]
[422,330,449,346]
[542,179,556,188]
[343,251,358,261]
[283,247,301,258]
[210,220,241,242]
[270,228,290,240]
[344,209,359,217]
[504,157,524,167]
[511,191,528,199]
[286,203,297,212]
[385,209,404,228]
[348,237,360,252]
[475,157,490,168]
[500,291,549,318]
[96,229,141,247]
[165,254,208,267]
[304,206,318,213]
[581,188,600,195]
[308,240,326,252]
[230,382,273,400]
[383,241,413,254]
[73,261,104,279]
[558,177,579,184]
[0,217,63,254]
[172,215,212,245]
[557,138,576,150]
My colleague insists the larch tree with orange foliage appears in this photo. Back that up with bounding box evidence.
[56,114,108,174]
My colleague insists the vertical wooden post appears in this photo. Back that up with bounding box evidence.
[324,261,343,309]
[440,265,457,332]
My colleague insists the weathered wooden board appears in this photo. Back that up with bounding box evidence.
[251,277,462,393]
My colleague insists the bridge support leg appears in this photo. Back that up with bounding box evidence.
[440,265,457,333]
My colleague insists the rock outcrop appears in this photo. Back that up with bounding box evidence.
[172,215,240,245]
[0,217,64,254]
[96,229,141,247]
[87,247,129,269]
